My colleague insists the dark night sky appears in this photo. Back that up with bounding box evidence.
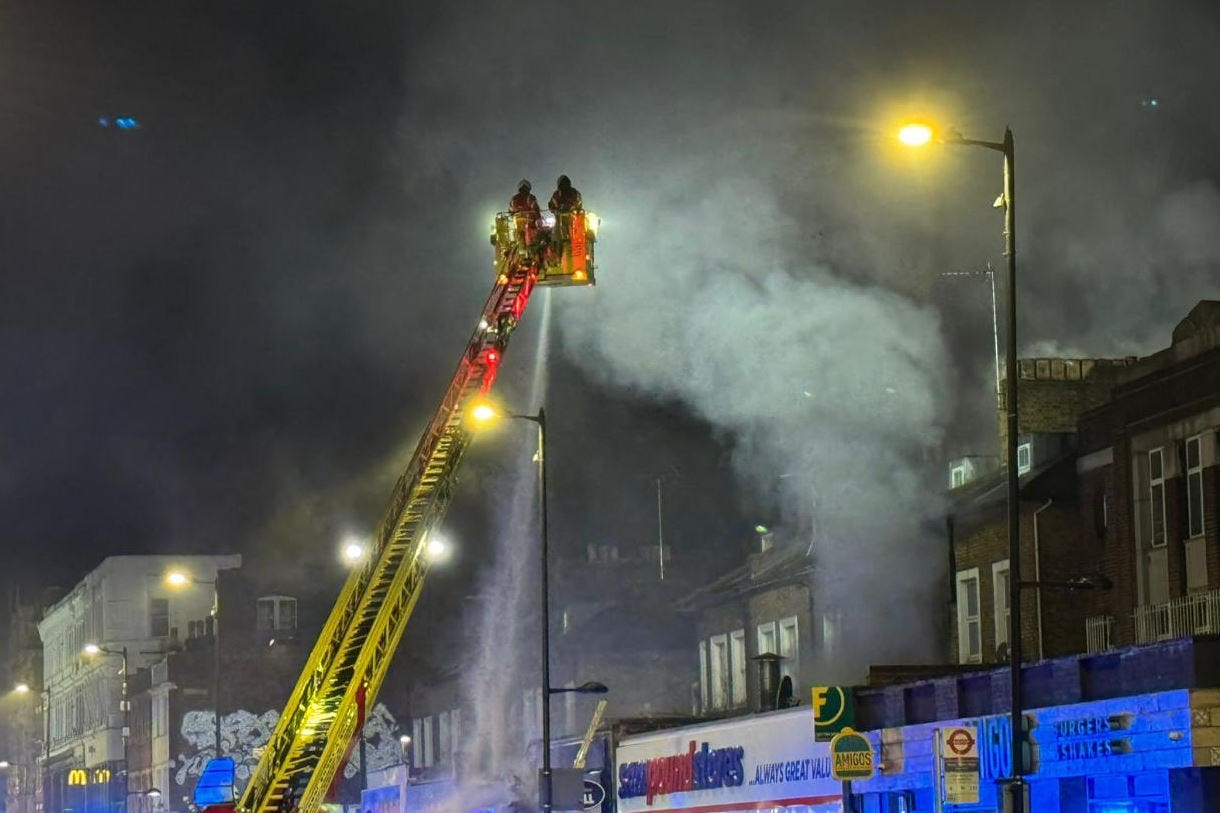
[2,1,1219,669]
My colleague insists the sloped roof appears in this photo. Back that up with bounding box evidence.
[676,541,813,612]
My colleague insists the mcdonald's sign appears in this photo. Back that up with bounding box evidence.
[66,768,111,786]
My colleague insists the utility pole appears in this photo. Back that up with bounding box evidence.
[655,478,665,581]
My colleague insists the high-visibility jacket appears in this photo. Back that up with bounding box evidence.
[509,192,540,215]
[547,187,582,213]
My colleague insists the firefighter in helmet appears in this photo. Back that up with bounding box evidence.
[546,175,582,258]
[508,179,541,252]
[547,175,582,213]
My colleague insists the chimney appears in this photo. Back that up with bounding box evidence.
[752,653,782,712]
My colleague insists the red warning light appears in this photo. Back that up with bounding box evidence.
[486,350,499,364]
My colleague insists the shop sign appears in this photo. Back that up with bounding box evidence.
[582,778,606,810]
[812,686,854,742]
[618,740,746,805]
[830,728,874,781]
[615,709,842,813]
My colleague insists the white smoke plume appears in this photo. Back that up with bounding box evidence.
[558,166,952,680]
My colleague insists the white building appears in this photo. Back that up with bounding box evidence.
[38,554,240,813]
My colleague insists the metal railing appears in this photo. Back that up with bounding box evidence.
[1134,588,1220,644]
[1084,615,1113,653]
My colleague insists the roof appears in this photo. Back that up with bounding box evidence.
[676,540,812,612]
[947,452,1078,530]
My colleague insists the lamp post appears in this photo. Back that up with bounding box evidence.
[165,572,222,758]
[467,402,609,813]
[898,121,1023,812]
[83,644,130,813]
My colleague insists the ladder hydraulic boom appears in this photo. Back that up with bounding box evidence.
[223,207,597,813]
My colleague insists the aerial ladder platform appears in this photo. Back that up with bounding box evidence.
[197,208,598,813]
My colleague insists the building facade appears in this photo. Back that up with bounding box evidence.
[36,555,240,813]
[679,532,814,717]
[949,302,1220,669]
[1077,300,1220,652]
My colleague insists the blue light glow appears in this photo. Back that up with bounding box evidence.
[193,757,235,806]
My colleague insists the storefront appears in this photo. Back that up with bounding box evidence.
[615,709,844,813]
[850,688,1220,812]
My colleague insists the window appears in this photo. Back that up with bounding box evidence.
[149,598,170,637]
[757,621,777,656]
[697,641,708,711]
[951,465,966,489]
[438,711,451,767]
[1149,448,1167,547]
[1016,443,1032,474]
[449,708,461,764]
[778,616,799,684]
[992,560,1010,655]
[708,634,728,710]
[956,569,981,664]
[256,596,298,631]
[421,716,434,767]
[1186,436,1204,539]
[729,630,747,707]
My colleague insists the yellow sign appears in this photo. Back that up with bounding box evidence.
[66,768,111,786]
[829,727,875,781]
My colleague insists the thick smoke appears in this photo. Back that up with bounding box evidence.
[558,167,951,679]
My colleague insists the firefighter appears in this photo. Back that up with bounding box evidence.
[509,179,540,216]
[546,175,582,257]
[509,179,540,253]
[547,175,582,213]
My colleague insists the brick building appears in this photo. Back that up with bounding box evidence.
[948,300,1220,671]
[120,558,369,813]
[947,358,1134,667]
[678,530,813,716]
[1076,299,1220,652]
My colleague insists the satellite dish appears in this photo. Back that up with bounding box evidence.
[776,675,795,708]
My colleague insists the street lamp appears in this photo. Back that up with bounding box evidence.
[469,402,611,812]
[468,401,555,810]
[13,683,30,695]
[165,570,223,758]
[899,118,1022,811]
[83,643,130,813]
[341,539,367,566]
[470,401,564,813]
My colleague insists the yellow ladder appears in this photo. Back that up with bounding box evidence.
[238,256,542,813]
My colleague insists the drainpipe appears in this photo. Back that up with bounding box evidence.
[1033,499,1053,661]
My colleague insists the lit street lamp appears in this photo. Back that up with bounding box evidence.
[13,683,30,695]
[340,538,367,566]
[165,571,223,758]
[83,643,130,813]
[468,401,608,813]
[899,119,1022,811]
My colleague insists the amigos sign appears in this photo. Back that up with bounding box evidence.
[615,709,843,813]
